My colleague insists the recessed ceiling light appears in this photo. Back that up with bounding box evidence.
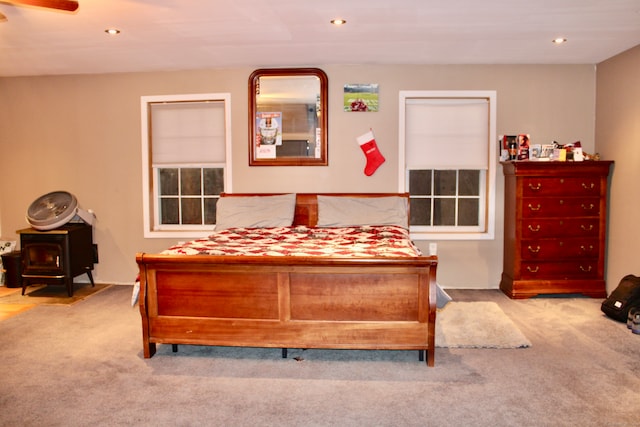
[105,28,121,35]
[331,18,346,25]
[552,37,567,44]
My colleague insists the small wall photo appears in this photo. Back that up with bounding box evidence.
[344,84,379,112]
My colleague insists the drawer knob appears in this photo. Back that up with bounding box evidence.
[528,183,542,191]
[528,203,541,211]
[528,224,541,232]
[582,182,595,190]
[581,203,595,210]
[581,245,594,252]
[580,224,594,231]
[527,266,540,273]
[527,245,541,253]
[579,265,593,273]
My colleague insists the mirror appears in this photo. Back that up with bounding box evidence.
[249,68,328,166]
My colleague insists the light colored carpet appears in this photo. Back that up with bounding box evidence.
[2,286,640,426]
[436,301,532,348]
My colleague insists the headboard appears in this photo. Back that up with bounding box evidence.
[220,193,410,227]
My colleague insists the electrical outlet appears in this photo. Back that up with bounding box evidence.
[428,243,437,256]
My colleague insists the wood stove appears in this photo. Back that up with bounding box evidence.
[18,223,95,297]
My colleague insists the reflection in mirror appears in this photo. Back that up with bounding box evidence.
[249,68,328,166]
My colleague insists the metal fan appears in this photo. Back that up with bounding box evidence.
[0,0,79,22]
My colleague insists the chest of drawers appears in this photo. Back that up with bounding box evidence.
[500,160,613,298]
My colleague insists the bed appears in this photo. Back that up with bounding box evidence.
[136,193,438,365]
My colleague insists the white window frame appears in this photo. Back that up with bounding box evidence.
[141,93,232,238]
[398,90,497,241]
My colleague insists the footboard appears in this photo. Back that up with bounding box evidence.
[137,254,438,366]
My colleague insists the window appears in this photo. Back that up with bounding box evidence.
[399,91,497,240]
[141,93,232,238]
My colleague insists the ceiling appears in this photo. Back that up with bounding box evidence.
[1,0,640,77]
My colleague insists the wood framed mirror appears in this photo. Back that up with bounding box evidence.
[249,68,328,166]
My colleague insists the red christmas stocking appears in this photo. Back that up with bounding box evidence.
[356,130,386,176]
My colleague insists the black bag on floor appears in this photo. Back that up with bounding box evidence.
[601,274,640,322]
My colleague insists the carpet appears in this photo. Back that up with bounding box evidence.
[436,301,532,348]
[0,283,112,306]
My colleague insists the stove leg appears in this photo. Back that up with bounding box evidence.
[86,269,95,287]
[66,278,74,297]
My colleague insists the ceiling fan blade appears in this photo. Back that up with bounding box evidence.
[5,0,79,12]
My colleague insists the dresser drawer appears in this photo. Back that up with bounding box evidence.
[522,177,601,197]
[520,260,599,279]
[520,238,599,259]
[522,197,600,218]
[521,218,599,238]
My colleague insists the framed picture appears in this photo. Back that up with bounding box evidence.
[343,83,379,112]
[539,144,555,160]
[516,134,530,160]
[529,144,542,159]
[498,135,517,160]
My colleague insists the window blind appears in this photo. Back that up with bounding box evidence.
[405,98,489,169]
[151,101,226,165]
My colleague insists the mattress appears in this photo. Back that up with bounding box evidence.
[163,225,422,257]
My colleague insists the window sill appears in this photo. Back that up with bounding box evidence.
[410,230,495,241]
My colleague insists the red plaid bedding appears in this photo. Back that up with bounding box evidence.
[163,225,421,257]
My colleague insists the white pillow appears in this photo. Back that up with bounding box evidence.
[317,195,408,228]
[214,194,296,230]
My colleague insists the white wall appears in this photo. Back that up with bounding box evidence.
[0,64,597,288]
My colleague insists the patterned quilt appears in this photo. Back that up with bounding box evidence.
[162,225,422,258]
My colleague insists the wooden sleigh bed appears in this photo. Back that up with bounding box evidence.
[136,193,438,365]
